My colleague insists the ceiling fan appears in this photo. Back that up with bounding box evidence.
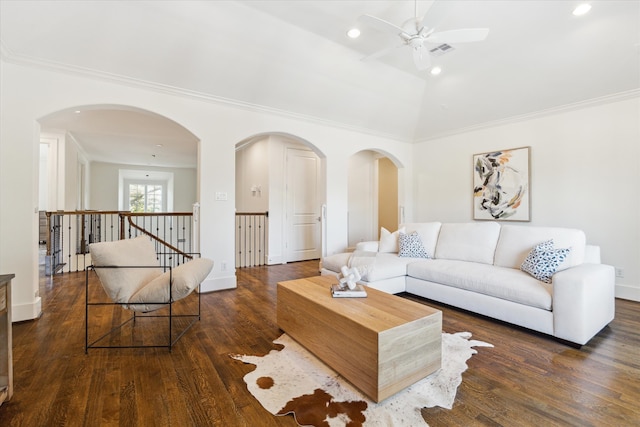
[358,1,489,70]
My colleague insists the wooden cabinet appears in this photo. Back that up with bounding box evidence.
[0,274,13,407]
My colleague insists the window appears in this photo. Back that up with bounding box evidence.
[128,183,163,212]
[118,170,174,212]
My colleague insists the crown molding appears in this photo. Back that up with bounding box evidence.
[416,89,640,143]
[0,45,409,144]
[6,41,635,146]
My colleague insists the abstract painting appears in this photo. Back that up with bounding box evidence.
[473,147,530,221]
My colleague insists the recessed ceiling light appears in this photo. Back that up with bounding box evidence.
[347,28,361,39]
[155,144,163,148]
[573,3,592,16]
[430,66,442,76]
[74,110,81,114]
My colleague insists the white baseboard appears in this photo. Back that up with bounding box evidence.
[12,297,42,322]
[267,255,284,265]
[199,275,237,293]
[615,284,640,302]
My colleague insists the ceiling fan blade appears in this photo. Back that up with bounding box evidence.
[417,7,431,36]
[426,28,489,44]
[412,46,431,71]
[359,14,408,38]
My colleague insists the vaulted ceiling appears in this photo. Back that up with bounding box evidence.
[1,1,639,166]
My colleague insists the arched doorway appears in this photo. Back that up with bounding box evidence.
[36,105,200,277]
[235,132,327,265]
[348,150,402,249]
[38,105,199,212]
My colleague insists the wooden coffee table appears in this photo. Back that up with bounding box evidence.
[277,275,442,402]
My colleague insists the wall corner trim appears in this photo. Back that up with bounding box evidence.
[615,284,640,303]
[11,297,43,323]
[198,275,237,293]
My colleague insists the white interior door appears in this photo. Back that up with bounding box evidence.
[286,147,321,262]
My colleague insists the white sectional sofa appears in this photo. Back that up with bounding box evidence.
[320,222,615,346]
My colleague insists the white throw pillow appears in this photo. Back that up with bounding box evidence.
[401,222,442,257]
[89,236,162,303]
[520,239,571,284]
[128,258,214,312]
[378,226,405,253]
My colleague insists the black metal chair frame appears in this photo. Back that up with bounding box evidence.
[85,262,201,353]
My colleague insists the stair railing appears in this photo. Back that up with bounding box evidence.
[43,210,195,274]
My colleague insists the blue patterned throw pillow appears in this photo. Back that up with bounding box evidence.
[520,239,571,283]
[398,232,430,258]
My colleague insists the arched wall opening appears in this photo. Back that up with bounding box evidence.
[37,104,200,213]
[235,132,327,265]
[35,104,202,287]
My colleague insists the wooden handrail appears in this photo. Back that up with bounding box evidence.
[119,212,193,241]
[123,212,193,217]
[125,215,193,260]
[235,211,268,217]
[43,210,192,216]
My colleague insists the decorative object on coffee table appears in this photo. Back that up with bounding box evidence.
[338,265,361,289]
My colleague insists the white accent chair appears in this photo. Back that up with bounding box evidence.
[85,236,213,351]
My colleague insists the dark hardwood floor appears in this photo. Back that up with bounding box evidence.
[1,260,638,426]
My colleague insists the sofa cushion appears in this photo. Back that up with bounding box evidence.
[494,225,585,270]
[520,240,571,283]
[398,232,430,258]
[378,227,405,253]
[364,253,420,282]
[323,252,419,282]
[89,236,162,304]
[355,241,379,252]
[407,259,553,310]
[321,252,352,274]
[402,222,442,257]
[434,222,501,265]
[128,258,213,312]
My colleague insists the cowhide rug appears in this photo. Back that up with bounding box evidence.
[231,332,492,427]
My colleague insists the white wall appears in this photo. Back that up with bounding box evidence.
[38,144,49,209]
[0,60,414,320]
[414,96,640,301]
[62,133,82,210]
[235,138,269,213]
[89,162,197,211]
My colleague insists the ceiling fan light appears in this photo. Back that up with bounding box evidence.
[430,67,442,75]
[573,4,592,16]
[347,28,361,39]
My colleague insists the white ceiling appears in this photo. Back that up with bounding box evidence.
[1,1,639,167]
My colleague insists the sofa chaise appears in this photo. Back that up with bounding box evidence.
[320,222,615,346]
